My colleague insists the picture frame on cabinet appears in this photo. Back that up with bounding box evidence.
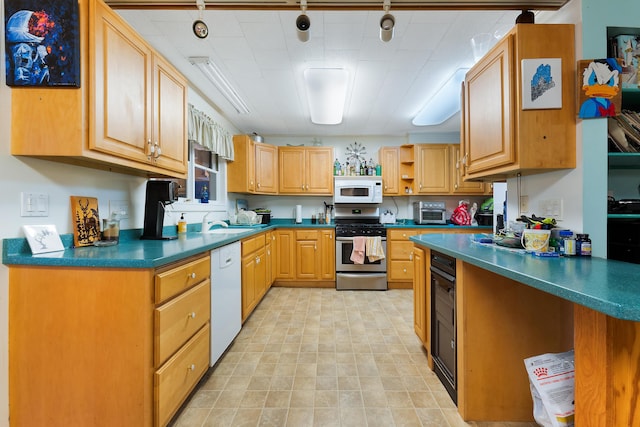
[577,58,623,119]
[4,0,80,87]
[23,224,65,254]
[521,58,563,110]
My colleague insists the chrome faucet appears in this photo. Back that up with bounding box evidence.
[201,212,228,232]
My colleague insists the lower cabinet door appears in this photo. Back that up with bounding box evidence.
[155,324,210,427]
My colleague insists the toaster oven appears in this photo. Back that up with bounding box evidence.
[413,201,447,225]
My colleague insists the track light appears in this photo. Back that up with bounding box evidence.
[296,0,310,42]
[379,0,394,42]
[192,0,208,39]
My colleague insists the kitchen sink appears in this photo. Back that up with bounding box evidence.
[204,228,254,235]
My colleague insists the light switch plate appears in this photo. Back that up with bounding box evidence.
[21,192,49,217]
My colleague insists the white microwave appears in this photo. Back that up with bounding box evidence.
[333,176,383,204]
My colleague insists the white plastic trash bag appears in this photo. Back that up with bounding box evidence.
[524,350,575,427]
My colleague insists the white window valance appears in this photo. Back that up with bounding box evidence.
[188,104,234,161]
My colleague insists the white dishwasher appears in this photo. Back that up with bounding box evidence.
[210,241,242,366]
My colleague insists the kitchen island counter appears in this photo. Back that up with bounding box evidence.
[411,232,640,426]
[410,232,640,321]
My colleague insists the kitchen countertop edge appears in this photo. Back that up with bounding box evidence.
[410,233,640,322]
[2,222,491,269]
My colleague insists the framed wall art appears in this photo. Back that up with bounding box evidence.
[521,58,563,110]
[70,196,101,247]
[4,0,80,87]
[577,58,622,119]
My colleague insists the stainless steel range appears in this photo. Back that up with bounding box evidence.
[334,205,387,291]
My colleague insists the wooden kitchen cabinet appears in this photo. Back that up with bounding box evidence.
[227,135,278,194]
[8,253,210,427]
[273,228,335,286]
[462,24,576,181]
[379,146,401,195]
[275,229,295,279]
[450,144,486,194]
[320,229,336,280]
[415,144,450,194]
[241,232,268,322]
[412,245,427,346]
[388,228,422,287]
[11,0,188,178]
[278,146,334,195]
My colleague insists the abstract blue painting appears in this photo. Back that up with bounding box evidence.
[521,58,562,110]
[4,0,80,87]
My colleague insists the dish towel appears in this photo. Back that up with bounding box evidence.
[366,236,386,262]
[350,236,366,265]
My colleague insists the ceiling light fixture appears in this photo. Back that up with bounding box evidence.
[189,56,250,114]
[192,0,208,39]
[412,68,470,126]
[379,0,395,42]
[304,68,348,125]
[296,0,310,42]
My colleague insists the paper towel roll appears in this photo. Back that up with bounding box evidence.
[295,205,302,223]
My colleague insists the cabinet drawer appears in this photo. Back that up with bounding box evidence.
[155,280,210,366]
[296,230,319,240]
[155,256,210,303]
[155,323,209,427]
[389,261,414,281]
[242,233,266,255]
[390,241,414,260]
[388,229,419,240]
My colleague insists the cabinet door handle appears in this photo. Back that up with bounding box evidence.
[306,184,309,190]
[154,142,161,159]
[188,311,196,319]
[256,256,261,264]
[301,185,305,190]
[314,244,317,250]
[257,182,261,188]
[188,364,196,372]
[409,252,413,261]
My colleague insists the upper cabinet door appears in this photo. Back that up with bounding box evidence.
[305,147,333,195]
[255,143,278,194]
[91,0,152,163]
[380,147,400,195]
[278,147,306,193]
[463,34,514,176]
[152,55,187,174]
[416,144,450,194]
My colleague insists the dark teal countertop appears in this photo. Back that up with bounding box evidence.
[410,233,640,322]
[2,219,489,270]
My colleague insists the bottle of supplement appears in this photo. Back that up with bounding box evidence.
[577,234,592,256]
[177,213,187,234]
[560,230,576,256]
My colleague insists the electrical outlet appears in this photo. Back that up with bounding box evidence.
[520,195,529,213]
[109,200,129,219]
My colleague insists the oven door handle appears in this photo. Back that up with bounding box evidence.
[336,236,387,241]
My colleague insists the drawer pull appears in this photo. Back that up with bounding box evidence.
[188,312,196,319]
[189,272,196,279]
[188,364,196,372]
[403,268,407,273]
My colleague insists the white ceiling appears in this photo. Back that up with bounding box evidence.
[116,7,525,137]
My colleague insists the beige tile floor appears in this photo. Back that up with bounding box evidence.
[172,287,538,427]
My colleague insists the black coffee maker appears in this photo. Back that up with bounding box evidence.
[141,180,178,240]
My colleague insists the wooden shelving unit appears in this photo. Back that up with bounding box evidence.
[399,144,415,193]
